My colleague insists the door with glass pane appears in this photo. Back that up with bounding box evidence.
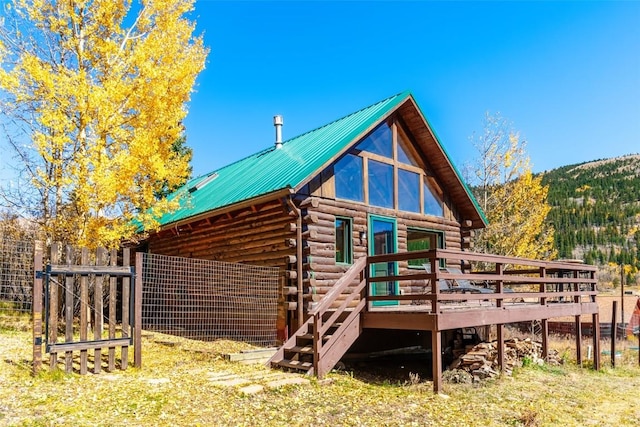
[368,215,398,306]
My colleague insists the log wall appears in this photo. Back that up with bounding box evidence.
[145,193,468,338]
[297,196,464,302]
[145,199,296,342]
[146,201,295,268]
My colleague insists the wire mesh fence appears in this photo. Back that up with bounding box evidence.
[0,236,35,327]
[141,253,279,347]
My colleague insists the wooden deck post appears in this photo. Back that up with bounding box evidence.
[611,301,617,368]
[593,312,601,370]
[496,323,504,372]
[431,330,442,393]
[575,315,582,367]
[574,270,582,367]
[32,240,44,375]
[541,319,549,361]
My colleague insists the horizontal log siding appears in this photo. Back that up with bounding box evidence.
[146,202,294,269]
[301,197,463,300]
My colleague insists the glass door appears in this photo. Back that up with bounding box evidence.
[368,215,398,306]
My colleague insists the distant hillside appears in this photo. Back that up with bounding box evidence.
[540,154,640,285]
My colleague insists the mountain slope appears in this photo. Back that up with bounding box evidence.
[540,154,640,283]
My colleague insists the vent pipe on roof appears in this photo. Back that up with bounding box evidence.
[274,115,283,149]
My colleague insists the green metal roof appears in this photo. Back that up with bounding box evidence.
[155,91,411,227]
[152,90,487,229]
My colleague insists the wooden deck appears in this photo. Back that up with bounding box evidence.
[269,249,600,392]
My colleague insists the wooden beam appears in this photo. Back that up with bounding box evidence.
[48,338,131,353]
[575,315,582,367]
[497,324,504,373]
[593,312,601,370]
[541,319,549,361]
[611,301,617,368]
[432,330,442,393]
[361,312,436,331]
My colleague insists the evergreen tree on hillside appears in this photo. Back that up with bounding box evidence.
[540,154,640,275]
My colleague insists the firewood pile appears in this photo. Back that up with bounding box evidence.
[448,338,561,380]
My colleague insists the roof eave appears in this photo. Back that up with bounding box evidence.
[151,187,294,234]
[402,95,488,229]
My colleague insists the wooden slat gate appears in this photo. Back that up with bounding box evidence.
[32,242,141,374]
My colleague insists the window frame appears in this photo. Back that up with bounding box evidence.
[335,216,354,265]
[333,119,445,218]
[406,227,445,269]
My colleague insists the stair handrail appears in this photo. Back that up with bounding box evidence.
[309,256,367,374]
[308,256,367,317]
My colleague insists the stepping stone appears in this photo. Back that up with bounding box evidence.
[239,384,264,395]
[265,377,310,389]
[211,377,251,387]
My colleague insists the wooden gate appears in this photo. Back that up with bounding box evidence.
[32,242,141,374]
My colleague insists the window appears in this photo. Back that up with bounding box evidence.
[356,123,392,158]
[396,130,419,166]
[335,217,353,264]
[333,119,445,218]
[335,154,363,202]
[424,180,444,217]
[368,160,394,208]
[407,228,444,268]
[398,169,420,212]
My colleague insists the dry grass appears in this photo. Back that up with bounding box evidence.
[1,318,640,426]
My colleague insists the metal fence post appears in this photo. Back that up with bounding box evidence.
[134,252,143,368]
[32,240,43,375]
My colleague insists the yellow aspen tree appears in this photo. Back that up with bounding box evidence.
[468,113,556,260]
[0,0,207,248]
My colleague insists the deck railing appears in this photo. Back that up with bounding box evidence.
[366,249,597,312]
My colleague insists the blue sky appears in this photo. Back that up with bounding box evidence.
[183,0,640,178]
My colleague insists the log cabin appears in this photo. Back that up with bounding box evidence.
[139,91,599,391]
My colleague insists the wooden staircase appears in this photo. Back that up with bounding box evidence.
[268,257,367,377]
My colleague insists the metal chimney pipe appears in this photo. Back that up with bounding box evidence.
[274,115,283,149]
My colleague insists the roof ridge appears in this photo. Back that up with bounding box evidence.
[280,90,411,144]
[186,91,411,184]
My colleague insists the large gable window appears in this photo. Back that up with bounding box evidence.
[398,169,419,212]
[424,180,444,217]
[335,153,364,202]
[334,120,445,217]
[368,160,394,208]
[356,122,392,157]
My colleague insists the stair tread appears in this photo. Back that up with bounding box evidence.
[276,359,313,370]
[299,333,333,341]
[287,345,313,354]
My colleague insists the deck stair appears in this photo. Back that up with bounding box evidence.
[268,257,367,377]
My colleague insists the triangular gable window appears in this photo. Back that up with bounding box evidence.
[424,178,444,216]
[334,118,444,218]
[396,128,419,166]
[356,123,392,158]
